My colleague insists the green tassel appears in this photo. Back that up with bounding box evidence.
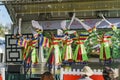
[32,48,39,64]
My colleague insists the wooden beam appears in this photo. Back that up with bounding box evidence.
[11,0,120,14]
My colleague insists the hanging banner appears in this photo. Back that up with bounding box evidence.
[39,18,120,30]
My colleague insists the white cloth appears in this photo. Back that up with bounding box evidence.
[81,66,94,77]
[31,20,43,31]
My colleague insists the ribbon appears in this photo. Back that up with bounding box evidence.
[39,34,44,47]
[31,48,39,64]
[75,18,92,32]
[100,42,111,60]
[101,14,117,31]
[39,34,50,48]
[68,13,76,29]
[18,18,22,35]
[42,37,50,48]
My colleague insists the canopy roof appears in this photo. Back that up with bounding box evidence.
[2,0,120,24]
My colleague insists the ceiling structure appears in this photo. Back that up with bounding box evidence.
[2,0,120,25]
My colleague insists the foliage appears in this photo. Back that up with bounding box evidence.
[0,24,5,37]
[111,29,120,58]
